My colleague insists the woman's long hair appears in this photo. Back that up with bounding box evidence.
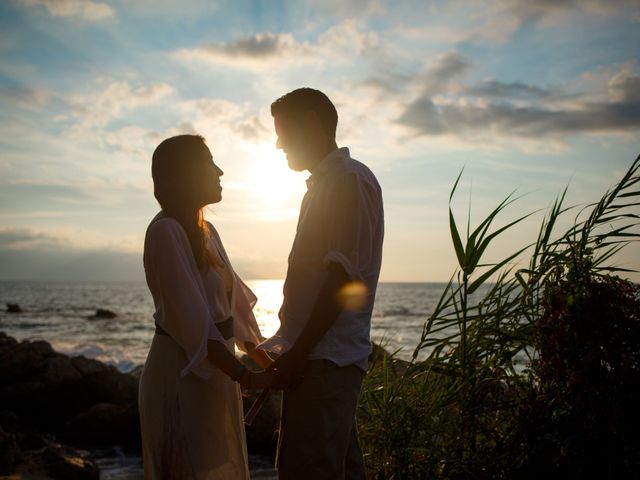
[151,134,214,271]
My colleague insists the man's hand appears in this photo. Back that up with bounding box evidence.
[270,347,307,390]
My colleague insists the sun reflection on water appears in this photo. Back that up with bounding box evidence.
[246,279,284,339]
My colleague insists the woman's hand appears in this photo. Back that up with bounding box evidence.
[239,370,276,389]
[244,341,274,369]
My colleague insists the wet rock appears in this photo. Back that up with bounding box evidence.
[92,309,117,319]
[6,303,22,313]
[42,444,98,480]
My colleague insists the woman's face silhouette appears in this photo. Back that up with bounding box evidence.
[189,143,224,207]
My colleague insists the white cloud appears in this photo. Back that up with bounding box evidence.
[66,80,174,128]
[18,0,115,21]
[317,20,381,57]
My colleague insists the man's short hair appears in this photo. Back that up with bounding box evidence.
[271,88,338,138]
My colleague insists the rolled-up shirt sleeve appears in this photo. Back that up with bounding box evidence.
[322,172,376,281]
[144,219,225,379]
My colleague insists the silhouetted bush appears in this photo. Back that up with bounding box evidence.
[359,155,640,479]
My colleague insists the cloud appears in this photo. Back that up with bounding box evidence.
[307,0,386,17]
[173,20,380,70]
[608,62,640,103]
[398,98,640,138]
[67,81,174,128]
[17,0,115,21]
[468,80,552,100]
[395,0,640,47]
[0,229,145,281]
[173,33,312,69]
[421,51,473,94]
[396,62,640,139]
[0,180,90,204]
[0,86,50,111]
[179,98,271,143]
[0,227,70,250]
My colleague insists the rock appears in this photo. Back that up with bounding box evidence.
[6,303,22,313]
[0,411,19,433]
[64,403,140,447]
[129,364,144,381]
[0,333,138,434]
[369,342,392,366]
[92,309,117,319]
[0,336,55,383]
[0,426,20,474]
[42,444,98,480]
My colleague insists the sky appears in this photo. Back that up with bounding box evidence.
[0,0,639,283]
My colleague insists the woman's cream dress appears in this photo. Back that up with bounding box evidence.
[139,213,263,480]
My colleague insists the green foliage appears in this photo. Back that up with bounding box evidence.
[359,155,640,479]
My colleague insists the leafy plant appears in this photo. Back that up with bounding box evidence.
[359,154,640,478]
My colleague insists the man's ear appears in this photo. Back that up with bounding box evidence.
[306,110,330,140]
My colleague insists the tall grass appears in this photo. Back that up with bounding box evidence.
[359,155,640,479]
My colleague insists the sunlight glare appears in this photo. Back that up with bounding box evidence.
[241,143,306,220]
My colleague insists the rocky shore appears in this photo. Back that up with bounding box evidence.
[0,332,280,479]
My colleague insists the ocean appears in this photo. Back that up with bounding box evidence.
[0,279,447,371]
[0,279,447,479]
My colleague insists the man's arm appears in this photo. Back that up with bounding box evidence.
[271,262,349,388]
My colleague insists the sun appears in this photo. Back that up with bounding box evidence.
[241,143,306,219]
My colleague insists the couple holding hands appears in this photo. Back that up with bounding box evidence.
[138,88,384,479]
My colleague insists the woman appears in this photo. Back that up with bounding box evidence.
[139,134,273,479]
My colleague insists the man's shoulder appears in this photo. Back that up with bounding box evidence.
[341,155,381,193]
[334,150,379,183]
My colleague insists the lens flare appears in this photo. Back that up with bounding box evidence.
[337,281,368,311]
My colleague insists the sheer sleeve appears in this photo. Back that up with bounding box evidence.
[144,218,225,379]
[203,221,264,352]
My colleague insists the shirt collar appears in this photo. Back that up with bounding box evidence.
[306,147,350,190]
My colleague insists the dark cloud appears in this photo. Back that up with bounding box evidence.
[397,63,640,138]
[397,95,640,137]
[0,229,63,248]
[468,80,552,99]
[202,33,294,59]
[422,51,473,94]
[0,246,144,281]
[359,51,472,97]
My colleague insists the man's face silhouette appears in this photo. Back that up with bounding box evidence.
[274,114,313,172]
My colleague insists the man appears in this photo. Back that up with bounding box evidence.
[258,88,384,479]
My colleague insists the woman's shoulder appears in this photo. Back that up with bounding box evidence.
[145,214,187,246]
